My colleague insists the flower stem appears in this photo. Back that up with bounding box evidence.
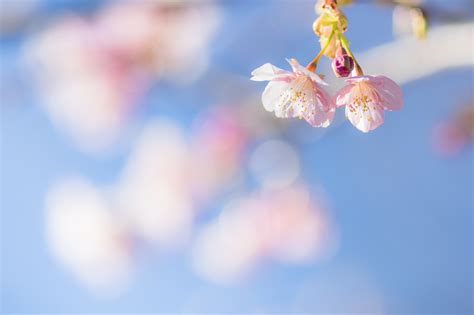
[307,26,336,72]
[338,32,364,76]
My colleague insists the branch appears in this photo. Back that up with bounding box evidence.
[358,22,474,85]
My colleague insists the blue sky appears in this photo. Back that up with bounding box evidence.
[1,0,473,313]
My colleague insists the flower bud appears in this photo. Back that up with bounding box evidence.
[313,16,324,36]
[410,7,428,39]
[331,45,354,77]
[313,9,348,35]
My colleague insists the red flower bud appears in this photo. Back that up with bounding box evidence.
[331,46,354,77]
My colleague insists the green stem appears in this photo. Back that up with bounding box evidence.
[307,26,336,72]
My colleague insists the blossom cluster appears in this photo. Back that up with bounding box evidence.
[45,108,336,291]
[23,2,220,153]
[251,0,404,133]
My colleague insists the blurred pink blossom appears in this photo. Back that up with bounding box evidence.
[190,107,249,204]
[115,120,195,246]
[114,111,250,245]
[432,121,469,156]
[25,16,146,152]
[43,111,336,289]
[43,114,248,290]
[192,184,337,284]
[24,2,220,153]
[431,104,473,156]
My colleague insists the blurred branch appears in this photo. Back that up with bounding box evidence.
[354,0,474,23]
[357,22,474,85]
[324,22,473,93]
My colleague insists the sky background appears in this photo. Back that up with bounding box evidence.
[1,0,473,314]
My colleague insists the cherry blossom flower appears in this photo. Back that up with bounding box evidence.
[251,58,336,128]
[335,75,403,132]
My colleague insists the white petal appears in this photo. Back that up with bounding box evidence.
[375,76,404,110]
[273,76,312,119]
[306,106,335,128]
[351,76,403,111]
[346,102,385,133]
[334,84,355,108]
[262,80,291,113]
[251,63,291,81]
[286,58,328,86]
[305,88,336,128]
[262,74,334,124]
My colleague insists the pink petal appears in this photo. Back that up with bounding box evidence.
[372,76,404,110]
[316,86,335,113]
[251,63,292,82]
[305,106,335,128]
[345,75,403,111]
[304,84,335,128]
[334,84,355,108]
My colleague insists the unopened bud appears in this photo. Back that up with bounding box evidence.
[331,45,354,77]
[410,7,428,39]
[313,8,348,35]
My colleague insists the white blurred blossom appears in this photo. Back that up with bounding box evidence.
[24,2,220,153]
[44,115,336,290]
[116,114,249,245]
[116,120,194,246]
[24,16,147,153]
[191,198,263,283]
[45,178,133,294]
[190,107,249,204]
[192,184,337,284]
